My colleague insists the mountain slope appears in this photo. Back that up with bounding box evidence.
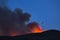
[13,30,60,40]
[0,30,60,40]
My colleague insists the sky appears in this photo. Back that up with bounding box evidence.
[7,0,60,30]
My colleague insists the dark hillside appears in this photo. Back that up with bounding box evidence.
[0,30,60,40]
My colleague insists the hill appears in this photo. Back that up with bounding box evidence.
[0,30,60,40]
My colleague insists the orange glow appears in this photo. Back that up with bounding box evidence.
[10,32,17,36]
[31,26,42,33]
[27,22,43,33]
[9,30,20,36]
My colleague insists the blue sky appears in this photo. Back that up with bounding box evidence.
[7,0,60,30]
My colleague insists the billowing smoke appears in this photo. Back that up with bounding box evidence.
[0,6,42,36]
[27,22,42,33]
[0,6,12,36]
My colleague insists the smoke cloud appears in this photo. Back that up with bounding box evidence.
[0,6,42,36]
[0,6,31,36]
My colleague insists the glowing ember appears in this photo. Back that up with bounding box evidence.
[9,29,20,36]
[9,31,18,36]
[31,26,42,33]
[27,22,43,33]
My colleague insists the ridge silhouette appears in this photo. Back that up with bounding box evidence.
[0,30,60,40]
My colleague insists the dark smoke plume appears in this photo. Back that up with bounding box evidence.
[27,22,39,30]
[0,0,41,35]
[0,0,40,36]
[0,6,12,36]
[27,22,42,33]
[0,6,31,36]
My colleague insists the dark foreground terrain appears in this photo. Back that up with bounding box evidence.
[0,30,60,40]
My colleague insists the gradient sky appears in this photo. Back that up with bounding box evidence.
[7,0,60,30]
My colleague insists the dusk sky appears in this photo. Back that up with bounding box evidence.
[8,0,60,30]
